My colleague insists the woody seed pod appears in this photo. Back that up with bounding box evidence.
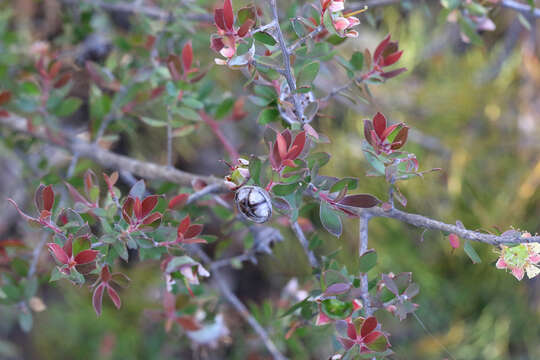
[235,186,272,223]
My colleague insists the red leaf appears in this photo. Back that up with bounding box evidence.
[141,212,162,226]
[34,185,45,211]
[63,238,73,258]
[363,331,383,345]
[361,316,378,338]
[122,197,134,224]
[287,131,306,160]
[282,159,297,168]
[448,233,460,249]
[182,238,207,244]
[107,285,122,309]
[93,283,105,316]
[338,194,380,208]
[214,8,226,31]
[101,266,112,282]
[372,112,386,138]
[47,243,69,264]
[103,171,118,188]
[383,50,403,66]
[168,193,189,210]
[223,0,234,31]
[0,91,11,106]
[64,182,91,207]
[270,141,281,170]
[347,322,357,339]
[390,126,408,150]
[48,60,62,79]
[276,132,288,161]
[237,18,254,37]
[380,123,401,141]
[184,224,203,239]
[74,249,99,264]
[182,41,193,72]
[176,316,202,331]
[134,197,143,220]
[54,73,72,88]
[7,198,39,225]
[374,34,391,62]
[337,337,355,350]
[141,195,159,218]
[363,119,375,146]
[381,67,407,79]
[177,216,191,235]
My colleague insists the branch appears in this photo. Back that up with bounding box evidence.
[3,112,538,246]
[193,247,287,360]
[501,0,540,18]
[0,113,226,189]
[291,221,319,268]
[61,0,213,23]
[268,0,304,122]
[358,213,372,315]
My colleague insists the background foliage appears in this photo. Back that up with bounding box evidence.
[1,0,540,359]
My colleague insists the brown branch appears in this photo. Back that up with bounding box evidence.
[358,213,372,315]
[3,112,538,247]
[61,0,213,23]
[0,113,226,188]
[291,221,319,268]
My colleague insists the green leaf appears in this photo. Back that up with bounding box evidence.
[166,255,197,273]
[464,240,481,264]
[253,32,277,46]
[18,311,33,332]
[140,116,167,127]
[458,15,483,46]
[20,81,40,96]
[350,52,364,71]
[323,9,339,37]
[358,250,377,273]
[321,299,353,320]
[330,177,358,193]
[215,98,234,120]
[296,62,320,91]
[272,183,299,196]
[320,201,342,237]
[280,296,310,317]
[53,97,82,117]
[249,156,262,185]
[258,107,280,124]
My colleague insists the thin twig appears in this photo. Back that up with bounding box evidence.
[268,0,304,122]
[192,247,287,360]
[358,213,372,315]
[28,233,49,278]
[166,107,173,167]
[199,111,240,164]
[291,221,319,268]
[288,25,325,53]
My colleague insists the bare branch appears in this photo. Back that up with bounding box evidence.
[358,213,372,315]
[193,247,288,360]
[268,0,304,122]
[501,0,540,18]
[291,221,319,268]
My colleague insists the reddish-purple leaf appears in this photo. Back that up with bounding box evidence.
[177,216,191,235]
[54,73,72,88]
[223,0,234,31]
[363,330,382,344]
[374,34,391,62]
[47,243,69,264]
[184,224,203,239]
[48,61,62,79]
[63,238,73,258]
[347,322,357,340]
[101,266,112,282]
[381,67,407,79]
[142,212,162,226]
[390,126,408,150]
[338,194,380,208]
[363,119,375,146]
[214,8,226,31]
[42,185,55,212]
[93,283,105,316]
[74,249,99,264]
[237,18,254,37]
[276,132,288,161]
[141,195,159,218]
[287,131,306,160]
[122,197,134,224]
[324,283,351,296]
[133,197,143,220]
[382,50,403,66]
[182,41,193,72]
[361,316,378,338]
[380,123,401,142]
[176,316,201,331]
[64,182,91,206]
[107,286,122,309]
[168,193,189,210]
[338,336,355,350]
[448,233,460,249]
[372,112,386,138]
[0,91,11,106]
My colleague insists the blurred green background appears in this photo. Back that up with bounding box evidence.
[1,0,540,359]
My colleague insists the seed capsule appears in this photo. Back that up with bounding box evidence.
[234,186,272,223]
